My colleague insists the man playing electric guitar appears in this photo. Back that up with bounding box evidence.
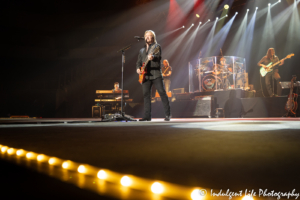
[258,48,284,97]
[162,59,172,93]
[136,30,171,121]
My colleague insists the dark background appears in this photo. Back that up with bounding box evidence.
[1,0,299,118]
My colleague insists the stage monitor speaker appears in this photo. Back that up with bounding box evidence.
[173,88,184,94]
[92,106,104,118]
[193,95,213,117]
[174,93,191,100]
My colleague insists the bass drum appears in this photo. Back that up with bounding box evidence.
[202,74,223,91]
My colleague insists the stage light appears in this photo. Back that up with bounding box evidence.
[182,26,185,28]
[247,9,249,12]
[1,146,8,153]
[208,19,210,21]
[242,196,254,200]
[192,23,194,26]
[97,170,107,179]
[200,22,202,24]
[191,189,205,200]
[78,165,86,173]
[278,0,281,2]
[151,182,164,194]
[7,148,15,155]
[37,154,46,161]
[49,157,57,165]
[235,12,238,15]
[16,149,25,156]
[121,176,132,186]
[26,152,34,159]
[62,161,70,169]
[268,3,271,6]
[256,7,258,10]
[196,14,200,18]
[224,4,229,9]
[226,15,228,17]
[216,17,219,20]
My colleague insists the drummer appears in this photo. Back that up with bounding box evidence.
[220,57,233,72]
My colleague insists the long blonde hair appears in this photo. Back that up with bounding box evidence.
[144,30,157,44]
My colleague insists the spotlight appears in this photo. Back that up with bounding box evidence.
[235,12,238,15]
[278,0,281,2]
[208,19,210,21]
[226,14,228,17]
[256,7,258,10]
[247,9,249,12]
[182,26,185,28]
[224,4,229,9]
[268,3,271,6]
[196,14,200,18]
[192,23,194,26]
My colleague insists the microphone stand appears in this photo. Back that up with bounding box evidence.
[103,44,137,122]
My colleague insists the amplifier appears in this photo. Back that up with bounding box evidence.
[171,95,213,118]
[92,106,104,118]
[174,93,191,100]
[173,88,185,94]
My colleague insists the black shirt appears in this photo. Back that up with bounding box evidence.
[136,43,162,80]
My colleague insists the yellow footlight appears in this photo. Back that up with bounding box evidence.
[7,148,16,155]
[37,154,46,162]
[78,165,86,173]
[16,149,25,156]
[120,176,132,187]
[62,161,70,169]
[242,196,254,200]
[26,152,35,159]
[151,182,164,194]
[191,189,206,200]
[48,157,57,165]
[97,170,107,179]
[1,146,8,153]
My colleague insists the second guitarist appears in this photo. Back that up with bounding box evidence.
[258,48,284,97]
[162,59,172,93]
[136,30,171,121]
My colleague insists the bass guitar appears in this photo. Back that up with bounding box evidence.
[285,76,298,116]
[138,45,160,84]
[260,53,294,77]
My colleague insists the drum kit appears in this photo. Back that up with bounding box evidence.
[195,58,233,91]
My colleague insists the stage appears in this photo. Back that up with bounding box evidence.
[1,118,300,200]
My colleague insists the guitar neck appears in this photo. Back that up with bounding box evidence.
[270,57,287,68]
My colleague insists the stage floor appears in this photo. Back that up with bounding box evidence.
[1,118,300,200]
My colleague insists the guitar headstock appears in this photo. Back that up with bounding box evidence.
[286,53,294,59]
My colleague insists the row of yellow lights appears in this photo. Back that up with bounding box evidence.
[0,144,254,200]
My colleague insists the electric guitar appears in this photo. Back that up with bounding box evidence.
[260,53,294,77]
[285,76,298,115]
[138,45,160,84]
[162,65,170,77]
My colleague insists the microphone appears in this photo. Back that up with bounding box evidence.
[134,36,144,40]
